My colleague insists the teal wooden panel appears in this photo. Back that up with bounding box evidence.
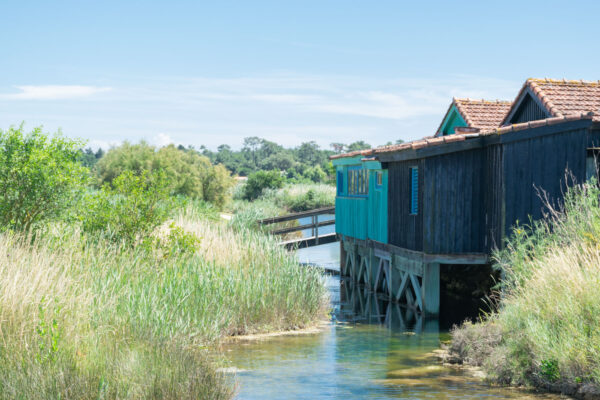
[367,170,388,243]
[439,105,467,136]
[335,197,368,240]
[334,159,387,243]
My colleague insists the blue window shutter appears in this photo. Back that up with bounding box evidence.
[410,167,418,214]
[337,171,343,195]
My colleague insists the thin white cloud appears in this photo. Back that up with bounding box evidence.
[0,85,111,100]
[152,133,173,147]
[0,73,522,150]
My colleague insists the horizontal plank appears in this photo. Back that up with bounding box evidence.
[366,239,488,265]
[298,262,340,275]
[271,219,335,235]
[423,253,488,265]
[281,233,339,250]
[258,206,335,225]
[376,138,484,163]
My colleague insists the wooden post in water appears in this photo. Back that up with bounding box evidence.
[340,239,347,276]
[421,262,440,315]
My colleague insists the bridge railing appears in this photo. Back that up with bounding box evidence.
[257,206,336,249]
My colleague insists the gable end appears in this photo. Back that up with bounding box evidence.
[504,86,551,125]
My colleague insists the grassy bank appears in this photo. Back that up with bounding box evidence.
[229,183,335,230]
[449,180,600,396]
[0,206,327,399]
[0,127,331,398]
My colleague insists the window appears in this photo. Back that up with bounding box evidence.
[337,171,344,195]
[410,167,418,214]
[348,167,368,196]
[376,171,383,188]
[587,149,599,182]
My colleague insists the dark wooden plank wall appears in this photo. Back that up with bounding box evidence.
[483,144,504,252]
[588,127,600,148]
[388,159,424,251]
[502,126,589,237]
[423,148,485,253]
[510,94,549,124]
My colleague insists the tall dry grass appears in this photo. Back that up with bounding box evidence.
[0,207,327,399]
[451,180,600,388]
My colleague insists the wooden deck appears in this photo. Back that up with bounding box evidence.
[257,206,338,249]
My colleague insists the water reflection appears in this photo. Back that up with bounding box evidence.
[224,274,564,399]
[224,221,563,399]
[340,278,440,333]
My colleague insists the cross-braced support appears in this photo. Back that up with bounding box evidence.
[340,238,440,315]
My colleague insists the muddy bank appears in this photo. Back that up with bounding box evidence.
[437,340,600,400]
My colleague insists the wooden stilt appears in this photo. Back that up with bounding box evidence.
[421,262,440,315]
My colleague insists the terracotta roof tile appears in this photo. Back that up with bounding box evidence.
[435,98,511,135]
[502,78,600,125]
[453,98,512,130]
[483,112,595,135]
[329,148,373,160]
[330,78,600,161]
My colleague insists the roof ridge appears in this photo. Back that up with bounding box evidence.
[453,98,474,127]
[527,79,562,116]
[454,97,512,104]
[484,112,594,135]
[528,78,600,86]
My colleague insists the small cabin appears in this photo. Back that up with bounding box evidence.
[332,154,387,243]
[436,98,512,136]
[331,78,600,316]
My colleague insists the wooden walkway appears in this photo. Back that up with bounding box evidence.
[257,206,337,249]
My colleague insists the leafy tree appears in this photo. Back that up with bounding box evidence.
[96,141,156,184]
[96,142,234,207]
[296,141,326,166]
[243,170,284,200]
[261,152,294,171]
[302,165,327,183]
[347,141,371,152]
[77,147,99,168]
[330,143,346,154]
[242,136,263,168]
[0,125,89,231]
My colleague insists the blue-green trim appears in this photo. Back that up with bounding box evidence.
[439,105,467,136]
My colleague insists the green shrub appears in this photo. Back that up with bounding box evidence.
[264,183,335,212]
[96,142,234,207]
[81,170,172,245]
[451,180,600,388]
[242,170,284,200]
[302,165,327,183]
[0,125,89,231]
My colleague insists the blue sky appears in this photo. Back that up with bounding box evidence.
[1,0,599,150]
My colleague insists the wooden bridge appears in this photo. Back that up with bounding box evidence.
[257,206,337,249]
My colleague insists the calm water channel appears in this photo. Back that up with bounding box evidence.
[223,216,565,399]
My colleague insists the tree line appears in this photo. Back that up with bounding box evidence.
[78,136,403,185]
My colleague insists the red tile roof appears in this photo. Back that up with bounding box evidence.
[335,112,596,160]
[502,78,600,125]
[437,98,511,134]
[330,78,600,161]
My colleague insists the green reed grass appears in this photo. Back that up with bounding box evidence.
[0,207,327,399]
[451,179,600,389]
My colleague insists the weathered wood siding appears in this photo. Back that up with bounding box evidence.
[508,93,549,124]
[501,125,589,237]
[423,149,485,253]
[483,144,504,252]
[388,159,424,251]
